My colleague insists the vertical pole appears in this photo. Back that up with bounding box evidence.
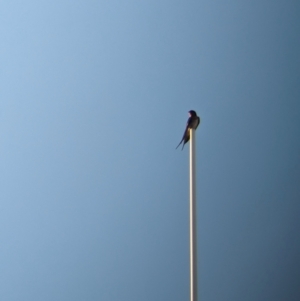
[190,128,198,301]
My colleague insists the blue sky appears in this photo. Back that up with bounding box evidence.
[1,1,299,300]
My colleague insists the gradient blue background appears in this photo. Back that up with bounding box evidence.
[1,1,299,300]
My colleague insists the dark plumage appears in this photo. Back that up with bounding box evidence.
[176,110,200,150]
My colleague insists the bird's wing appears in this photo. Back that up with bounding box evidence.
[186,116,193,128]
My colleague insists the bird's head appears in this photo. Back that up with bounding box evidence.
[189,110,197,116]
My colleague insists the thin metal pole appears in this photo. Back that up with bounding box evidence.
[189,128,198,301]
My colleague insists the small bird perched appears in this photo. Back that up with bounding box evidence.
[176,110,200,150]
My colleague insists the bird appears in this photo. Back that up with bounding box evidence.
[176,110,200,150]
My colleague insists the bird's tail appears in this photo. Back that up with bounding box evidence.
[175,140,182,149]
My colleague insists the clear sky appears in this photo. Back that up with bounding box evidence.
[1,1,299,300]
